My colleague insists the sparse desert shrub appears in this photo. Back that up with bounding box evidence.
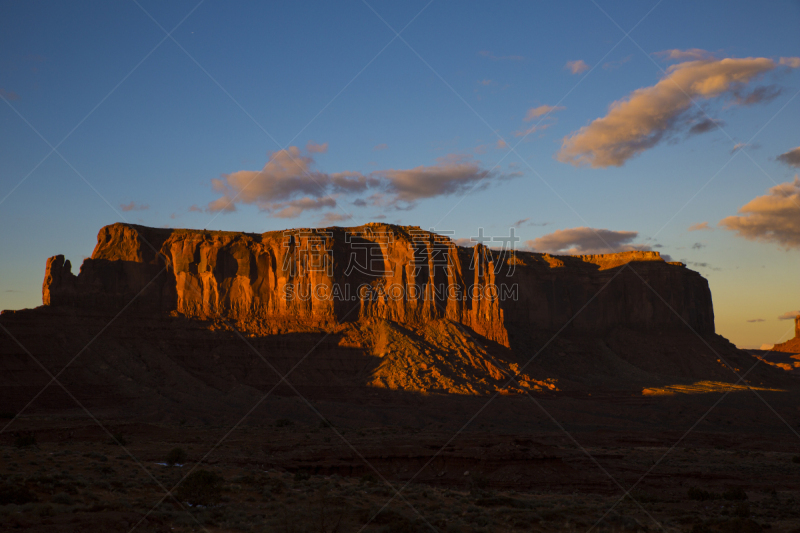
[110,433,127,446]
[51,492,74,505]
[13,433,36,448]
[688,487,719,501]
[83,452,107,462]
[294,469,310,482]
[734,502,750,518]
[275,418,293,427]
[691,523,712,533]
[0,483,38,505]
[176,470,223,506]
[37,503,55,517]
[470,473,489,494]
[474,495,527,508]
[723,487,748,501]
[166,447,188,466]
[719,518,762,533]
[793,455,800,464]
[0,412,15,419]
[262,478,286,496]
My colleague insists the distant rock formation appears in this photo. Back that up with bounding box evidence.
[41,223,715,345]
[772,315,800,354]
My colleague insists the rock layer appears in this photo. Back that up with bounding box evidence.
[42,223,715,346]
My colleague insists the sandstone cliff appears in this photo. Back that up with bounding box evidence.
[772,316,800,354]
[1,222,789,415]
[42,223,715,346]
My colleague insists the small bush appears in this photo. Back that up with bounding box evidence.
[792,456,800,464]
[0,412,15,419]
[723,487,748,501]
[176,470,223,506]
[13,433,36,448]
[275,418,293,428]
[111,433,127,446]
[294,470,310,482]
[166,447,188,466]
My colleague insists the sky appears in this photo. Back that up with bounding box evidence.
[1,0,798,349]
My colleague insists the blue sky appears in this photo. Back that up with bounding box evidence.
[1,0,798,348]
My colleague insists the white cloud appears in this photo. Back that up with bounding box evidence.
[719,176,800,248]
[557,56,794,168]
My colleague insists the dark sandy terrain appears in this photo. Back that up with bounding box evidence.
[4,385,800,532]
[3,223,800,532]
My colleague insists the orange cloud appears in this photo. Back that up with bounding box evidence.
[564,60,589,74]
[374,156,500,207]
[0,88,20,101]
[319,212,353,225]
[208,146,375,216]
[524,105,565,121]
[479,51,524,61]
[655,48,715,61]
[719,176,800,248]
[208,148,512,216]
[688,221,712,231]
[780,57,800,68]
[557,56,792,167]
[306,141,328,154]
[120,201,149,212]
[525,227,651,255]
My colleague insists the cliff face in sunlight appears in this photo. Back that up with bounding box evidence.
[1,221,788,413]
[41,222,715,346]
[771,316,800,354]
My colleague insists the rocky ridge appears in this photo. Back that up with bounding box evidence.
[0,222,785,419]
[42,222,714,346]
